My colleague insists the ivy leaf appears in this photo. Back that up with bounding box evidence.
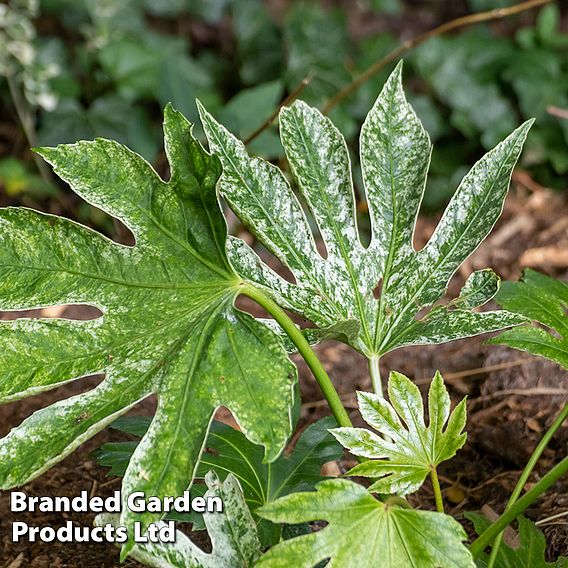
[331,371,466,495]
[0,105,296,557]
[95,416,343,545]
[466,512,568,568]
[490,269,568,369]
[198,61,531,361]
[96,471,262,568]
[257,478,475,567]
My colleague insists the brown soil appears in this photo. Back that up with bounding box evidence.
[1,184,568,566]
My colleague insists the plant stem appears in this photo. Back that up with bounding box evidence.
[240,284,353,428]
[430,468,444,513]
[486,400,568,567]
[321,0,552,114]
[6,74,52,184]
[369,355,383,397]
[470,454,568,558]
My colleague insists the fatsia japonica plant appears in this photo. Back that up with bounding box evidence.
[2,61,565,566]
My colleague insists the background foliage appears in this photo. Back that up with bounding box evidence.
[1,0,567,229]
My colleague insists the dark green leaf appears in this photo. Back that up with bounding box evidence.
[96,416,342,544]
[490,269,568,369]
[37,97,159,161]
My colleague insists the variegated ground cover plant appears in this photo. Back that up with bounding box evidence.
[1,62,567,566]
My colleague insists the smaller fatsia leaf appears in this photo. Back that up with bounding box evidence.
[96,471,262,568]
[331,371,466,495]
[257,479,475,568]
[466,513,568,568]
[456,269,501,309]
[490,269,568,369]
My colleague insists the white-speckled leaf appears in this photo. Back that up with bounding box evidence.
[457,269,500,309]
[331,371,467,495]
[95,472,261,568]
[0,105,296,558]
[257,479,474,568]
[199,62,530,358]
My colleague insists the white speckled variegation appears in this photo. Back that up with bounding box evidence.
[490,269,568,369]
[199,62,531,358]
[331,371,467,495]
[257,478,475,567]
[96,472,261,568]
[0,105,296,558]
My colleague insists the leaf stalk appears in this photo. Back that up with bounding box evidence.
[470,454,568,558]
[430,467,444,513]
[369,356,383,397]
[6,74,53,185]
[486,400,568,566]
[240,284,353,428]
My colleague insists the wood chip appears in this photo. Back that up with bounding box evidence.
[5,553,25,568]
[520,246,568,268]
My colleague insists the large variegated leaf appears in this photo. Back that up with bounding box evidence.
[257,478,475,568]
[490,269,568,369]
[96,472,262,568]
[0,105,296,557]
[199,62,530,360]
[331,371,466,495]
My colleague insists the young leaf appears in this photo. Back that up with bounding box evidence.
[95,417,343,544]
[0,105,296,555]
[96,471,262,568]
[466,512,568,568]
[490,269,568,369]
[257,479,475,568]
[198,61,531,360]
[456,269,501,309]
[331,371,466,495]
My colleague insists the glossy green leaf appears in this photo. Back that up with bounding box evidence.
[257,478,475,567]
[332,371,467,495]
[0,104,296,557]
[199,62,530,361]
[490,269,568,369]
[96,471,262,568]
[95,416,342,545]
[467,512,568,568]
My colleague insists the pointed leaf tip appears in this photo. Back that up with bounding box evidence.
[0,106,295,539]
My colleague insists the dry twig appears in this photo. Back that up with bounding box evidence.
[247,0,552,144]
[547,105,568,120]
[244,74,312,145]
[415,358,534,385]
[321,0,552,113]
